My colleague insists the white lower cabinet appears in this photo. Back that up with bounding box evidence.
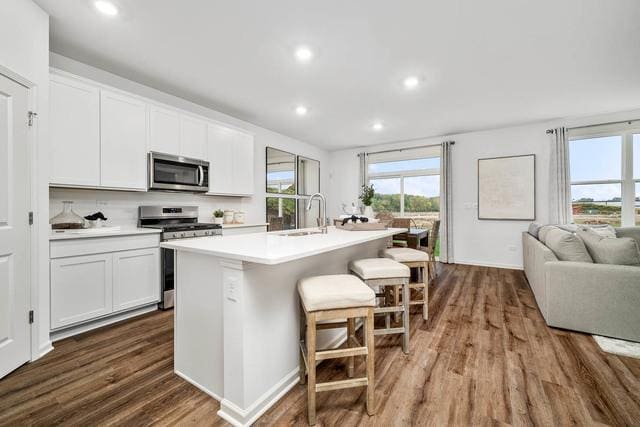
[50,253,113,329]
[113,248,160,312]
[50,235,160,331]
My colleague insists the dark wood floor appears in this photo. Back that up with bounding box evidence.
[1,264,639,426]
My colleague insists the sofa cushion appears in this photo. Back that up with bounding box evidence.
[528,222,543,239]
[544,228,593,263]
[576,227,640,266]
[538,225,558,245]
[615,227,640,249]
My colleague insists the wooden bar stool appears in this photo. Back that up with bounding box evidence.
[298,274,376,426]
[381,247,429,320]
[348,258,411,354]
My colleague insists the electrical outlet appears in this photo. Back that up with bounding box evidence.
[226,276,238,302]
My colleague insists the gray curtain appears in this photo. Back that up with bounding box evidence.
[549,127,571,224]
[440,141,454,263]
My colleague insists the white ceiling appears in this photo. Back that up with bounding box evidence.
[35,0,640,150]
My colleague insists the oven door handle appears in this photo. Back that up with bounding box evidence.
[197,165,204,186]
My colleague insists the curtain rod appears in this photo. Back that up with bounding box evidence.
[357,141,455,157]
[546,118,640,134]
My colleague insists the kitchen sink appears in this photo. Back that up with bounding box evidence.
[279,231,324,237]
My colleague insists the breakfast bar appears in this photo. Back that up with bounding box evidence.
[161,226,401,426]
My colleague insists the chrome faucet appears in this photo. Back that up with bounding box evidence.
[306,192,328,234]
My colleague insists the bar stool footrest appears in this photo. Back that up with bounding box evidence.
[316,377,368,392]
[374,327,405,336]
[316,346,368,361]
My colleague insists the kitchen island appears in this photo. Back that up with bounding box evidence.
[161,226,402,426]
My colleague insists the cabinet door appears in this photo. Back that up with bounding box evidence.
[149,105,180,155]
[113,248,160,312]
[50,74,100,186]
[180,115,207,159]
[100,90,148,190]
[50,253,113,329]
[207,123,234,194]
[232,131,254,195]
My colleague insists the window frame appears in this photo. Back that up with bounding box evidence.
[367,156,440,216]
[569,126,640,226]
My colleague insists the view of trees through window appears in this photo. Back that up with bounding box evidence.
[367,156,440,229]
[570,133,640,226]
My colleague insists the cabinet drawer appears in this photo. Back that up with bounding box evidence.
[50,234,160,259]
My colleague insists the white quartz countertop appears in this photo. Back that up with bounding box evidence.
[221,223,269,229]
[161,226,403,265]
[50,227,162,241]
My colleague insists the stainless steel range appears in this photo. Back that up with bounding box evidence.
[138,205,221,309]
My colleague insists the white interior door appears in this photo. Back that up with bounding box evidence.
[0,74,31,379]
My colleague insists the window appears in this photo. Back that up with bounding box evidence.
[569,128,640,226]
[367,148,440,228]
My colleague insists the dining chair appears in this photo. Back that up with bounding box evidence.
[391,218,411,247]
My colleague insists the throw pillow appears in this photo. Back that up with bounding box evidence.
[544,228,593,263]
[615,227,640,249]
[582,224,616,239]
[576,227,640,266]
[528,222,542,239]
[538,225,558,245]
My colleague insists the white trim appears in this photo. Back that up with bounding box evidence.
[50,304,158,342]
[218,368,300,427]
[38,340,54,358]
[454,260,523,271]
[174,370,223,401]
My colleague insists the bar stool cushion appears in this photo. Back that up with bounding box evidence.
[381,247,428,263]
[349,258,410,280]
[298,274,375,312]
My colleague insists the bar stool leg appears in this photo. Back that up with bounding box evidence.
[299,303,306,385]
[401,279,410,354]
[365,309,375,416]
[422,261,429,320]
[306,313,317,426]
[347,318,355,378]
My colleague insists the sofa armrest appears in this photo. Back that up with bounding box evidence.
[545,261,640,342]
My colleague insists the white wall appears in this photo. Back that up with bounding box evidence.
[49,53,329,226]
[0,0,51,357]
[328,108,640,270]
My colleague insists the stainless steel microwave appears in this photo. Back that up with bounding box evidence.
[148,152,209,192]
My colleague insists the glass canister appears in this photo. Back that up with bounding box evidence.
[50,201,84,229]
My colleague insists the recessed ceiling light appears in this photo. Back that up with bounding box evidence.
[95,0,118,16]
[295,46,313,62]
[295,105,308,116]
[372,122,384,131]
[403,76,419,89]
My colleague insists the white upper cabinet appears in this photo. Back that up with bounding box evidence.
[50,73,100,186]
[149,105,181,155]
[180,115,208,159]
[100,90,148,190]
[207,124,254,196]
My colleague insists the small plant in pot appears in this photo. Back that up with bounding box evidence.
[213,209,224,225]
[359,184,375,217]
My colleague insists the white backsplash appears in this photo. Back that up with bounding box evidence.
[50,188,250,228]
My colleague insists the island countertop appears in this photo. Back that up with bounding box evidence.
[160,226,403,265]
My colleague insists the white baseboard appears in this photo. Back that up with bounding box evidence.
[175,370,223,401]
[214,330,350,426]
[37,340,54,359]
[50,304,158,342]
[454,260,523,270]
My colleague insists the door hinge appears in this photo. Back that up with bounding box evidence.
[28,211,33,225]
[28,111,38,127]
[29,310,34,324]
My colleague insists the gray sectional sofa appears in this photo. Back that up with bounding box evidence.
[522,225,640,342]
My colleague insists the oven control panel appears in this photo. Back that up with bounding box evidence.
[162,228,222,241]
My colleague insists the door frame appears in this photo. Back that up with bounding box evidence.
[0,64,40,362]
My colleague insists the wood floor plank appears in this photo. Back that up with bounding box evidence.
[1,263,639,426]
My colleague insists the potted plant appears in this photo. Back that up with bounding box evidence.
[359,184,375,218]
[213,209,224,225]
